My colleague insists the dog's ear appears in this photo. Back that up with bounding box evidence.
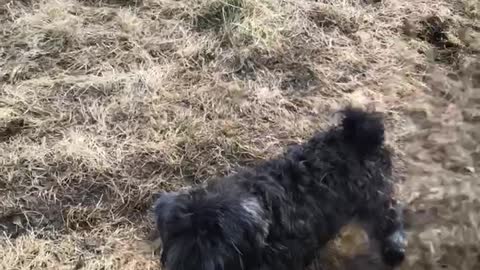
[153,192,180,234]
[154,192,194,238]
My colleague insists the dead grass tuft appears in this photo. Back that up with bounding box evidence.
[195,0,245,31]
[308,4,360,35]
[460,0,480,19]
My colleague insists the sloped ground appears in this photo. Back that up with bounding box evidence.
[0,0,479,269]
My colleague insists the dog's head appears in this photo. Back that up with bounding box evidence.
[153,188,269,270]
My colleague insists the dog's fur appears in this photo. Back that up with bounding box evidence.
[153,108,407,270]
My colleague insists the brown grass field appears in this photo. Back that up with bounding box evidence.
[0,0,479,269]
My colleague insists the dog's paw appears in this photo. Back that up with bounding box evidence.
[382,246,405,267]
[381,230,407,267]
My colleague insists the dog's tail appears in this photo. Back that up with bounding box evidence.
[340,107,385,156]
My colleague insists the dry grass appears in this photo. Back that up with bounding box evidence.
[0,0,479,269]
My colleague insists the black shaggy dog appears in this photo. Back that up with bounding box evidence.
[153,108,407,270]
